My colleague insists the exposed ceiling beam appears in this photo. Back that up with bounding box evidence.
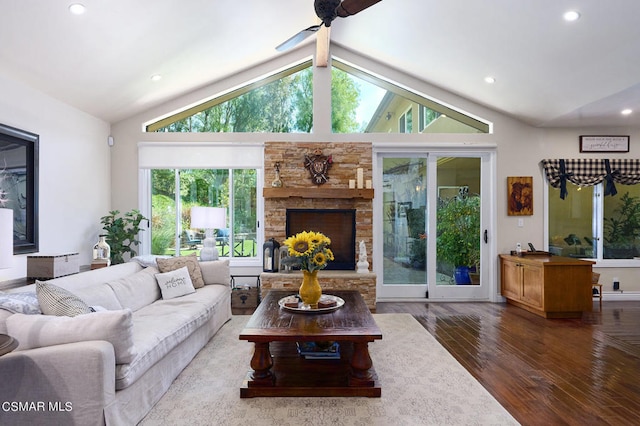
[315,25,330,67]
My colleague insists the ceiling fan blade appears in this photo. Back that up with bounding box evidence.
[276,24,322,52]
[336,0,382,18]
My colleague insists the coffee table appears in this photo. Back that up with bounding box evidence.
[239,289,382,398]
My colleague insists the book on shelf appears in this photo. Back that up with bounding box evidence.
[296,341,340,359]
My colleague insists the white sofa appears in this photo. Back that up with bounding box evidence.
[0,259,232,426]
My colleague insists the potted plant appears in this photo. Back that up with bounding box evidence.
[604,192,640,259]
[436,193,481,284]
[100,209,148,264]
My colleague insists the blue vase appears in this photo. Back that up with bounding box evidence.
[454,266,471,285]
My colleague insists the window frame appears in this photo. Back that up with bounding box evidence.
[544,178,640,267]
[138,142,263,268]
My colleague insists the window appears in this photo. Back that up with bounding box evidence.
[419,105,441,131]
[150,168,257,259]
[146,62,313,133]
[331,60,489,134]
[545,158,640,262]
[138,142,263,263]
[399,108,413,133]
[548,184,594,258]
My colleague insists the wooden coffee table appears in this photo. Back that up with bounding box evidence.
[239,289,382,398]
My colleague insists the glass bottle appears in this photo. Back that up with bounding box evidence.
[93,234,111,266]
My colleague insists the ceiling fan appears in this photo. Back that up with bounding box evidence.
[276,0,382,52]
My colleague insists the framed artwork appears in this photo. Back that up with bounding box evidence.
[579,135,629,153]
[0,123,39,254]
[507,176,533,216]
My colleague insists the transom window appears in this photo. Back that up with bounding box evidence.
[146,59,490,134]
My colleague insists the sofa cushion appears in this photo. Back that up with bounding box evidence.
[155,266,196,300]
[67,282,123,311]
[156,254,205,288]
[114,284,229,389]
[0,291,41,315]
[107,266,161,311]
[6,309,137,364]
[199,259,231,286]
[36,281,92,317]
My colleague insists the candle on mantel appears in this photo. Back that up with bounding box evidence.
[356,168,364,189]
[349,179,356,189]
[365,179,372,189]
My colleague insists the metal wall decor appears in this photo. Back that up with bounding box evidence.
[304,149,333,185]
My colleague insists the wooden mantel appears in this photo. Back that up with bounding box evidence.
[263,187,374,199]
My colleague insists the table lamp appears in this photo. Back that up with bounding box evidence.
[190,207,226,261]
[0,208,13,269]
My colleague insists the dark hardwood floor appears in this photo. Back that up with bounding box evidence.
[376,300,640,426]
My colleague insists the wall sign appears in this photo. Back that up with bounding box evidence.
[579,135,629,153]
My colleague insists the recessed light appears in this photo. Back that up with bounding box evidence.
[621,109,632,115]
[150,74,162,82]
[484,76,496,84]
[563,10,580,22]
[68,3,86,15]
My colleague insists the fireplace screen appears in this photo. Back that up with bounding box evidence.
[285,209,356,270]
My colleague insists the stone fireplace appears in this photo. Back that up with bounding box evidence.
[261,141,377,309]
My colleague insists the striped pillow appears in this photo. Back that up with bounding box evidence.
[36,281,92,317]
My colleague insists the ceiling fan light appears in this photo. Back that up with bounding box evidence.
[621,109,632,115]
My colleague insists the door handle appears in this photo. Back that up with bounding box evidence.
[484,229,488,244]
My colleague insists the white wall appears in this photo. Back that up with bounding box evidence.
[0,72,111,281]
[110,45,640,294]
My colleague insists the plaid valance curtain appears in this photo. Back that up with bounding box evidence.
[541,159,640,199]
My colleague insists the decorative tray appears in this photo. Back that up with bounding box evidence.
[278,294,345,314]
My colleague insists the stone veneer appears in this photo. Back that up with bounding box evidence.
[262,141,376,309]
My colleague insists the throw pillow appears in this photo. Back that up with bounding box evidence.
[36,281,92,317]
[155,266,196,300]
[156,253,205,289]
[200,259,231,286]
[129,254,171,268]
[0,291,42,315]
[6,309,137,364]
[106,266,161,312]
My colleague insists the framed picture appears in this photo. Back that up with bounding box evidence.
[579,135,629,153]
[507,176,533,216]
[0,123,39,254]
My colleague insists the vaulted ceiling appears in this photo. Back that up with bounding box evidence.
[2,1,640,128]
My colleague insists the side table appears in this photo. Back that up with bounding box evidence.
[0,334,18,356]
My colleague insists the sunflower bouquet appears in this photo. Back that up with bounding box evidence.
[282,230,334,272]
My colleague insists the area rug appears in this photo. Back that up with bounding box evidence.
[140,314,518,425]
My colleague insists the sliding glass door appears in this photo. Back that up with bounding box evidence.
[376,151,493,301]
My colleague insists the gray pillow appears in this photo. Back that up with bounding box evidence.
[36,281,92,317]
[0,291,42,315]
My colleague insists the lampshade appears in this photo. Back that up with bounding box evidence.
[190,207,226,229]
[0,208,13,269]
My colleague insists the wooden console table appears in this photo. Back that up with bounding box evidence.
[499,254,594,318]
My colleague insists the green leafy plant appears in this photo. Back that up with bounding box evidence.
[604,192,640,257]
[436,194,481,268]
[100,209,148,264]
